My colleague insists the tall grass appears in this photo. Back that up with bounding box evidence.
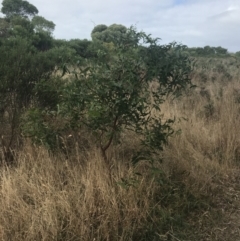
[164,57,240,177]
[1,145,201,241]
[1,57,240,240]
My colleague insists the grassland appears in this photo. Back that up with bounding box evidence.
[1,56,240,240]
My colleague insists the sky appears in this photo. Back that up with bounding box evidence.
[0,0,240,52]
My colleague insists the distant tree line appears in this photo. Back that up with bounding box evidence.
[180,45,240,58]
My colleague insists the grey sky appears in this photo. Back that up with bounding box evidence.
[1,0,239,52]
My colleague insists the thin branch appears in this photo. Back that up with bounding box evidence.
[101,115,118,152]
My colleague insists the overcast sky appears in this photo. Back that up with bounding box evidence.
[1,0,240,52]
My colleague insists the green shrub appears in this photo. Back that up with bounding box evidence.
[56,26,192,163]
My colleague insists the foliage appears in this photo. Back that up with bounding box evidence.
[91,24,107,36]
[0,37,59,133]
[186,45,229,57]
[1,0,38,18]
[0,0,192,166]
[32,31,53,51]
[0,38,40,109]
[21,108,59,149]
[7,15,34,38]
[1,0,56,50]
[236,51,240,58]
[91,23,127,44]
[32,16,55,34]
[67,38,95,59]
[0,0,72,153]
[57,26,192,162]
[0,17,10,38]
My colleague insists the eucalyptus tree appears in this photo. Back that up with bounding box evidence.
[32,16,55,34]
[0,17,9,38]
[57,26,193,163]
[1,0,38,19]
[91,24,127,44]
[0,0,74,159]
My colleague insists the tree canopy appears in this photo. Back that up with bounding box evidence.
[32,16,55,34]
[91,24,127,44]
[1,0,38,18]
[0,17,9,38]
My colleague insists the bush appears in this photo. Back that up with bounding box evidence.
[56,27,193,163]
[22,26,192,165]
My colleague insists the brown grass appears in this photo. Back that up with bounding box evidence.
[1,57,240,240]
[0,145,164,240]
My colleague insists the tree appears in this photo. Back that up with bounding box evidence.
[55,26,192,163]
[25,16,56,51]
[67,39,94,58]
[91,24,127,44]
[8,15,34,38]
[1,0,38,19]
[0,0,66,156]
[0,0,56,50]
[215,46,228,55]
[0,17,10,38]
[91,24,107,37]
[32,16,55,34]
[203,46,215,55]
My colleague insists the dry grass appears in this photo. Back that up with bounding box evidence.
[163,81,240,177]
[0,145,210,240]
[1,142,175,241]
[163,58,240,179]
[1,57,240,240]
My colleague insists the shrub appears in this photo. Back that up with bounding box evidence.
[57,26,192,164]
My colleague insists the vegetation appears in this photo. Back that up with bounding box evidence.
[185,45,229,57]
[1,0,240,240]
